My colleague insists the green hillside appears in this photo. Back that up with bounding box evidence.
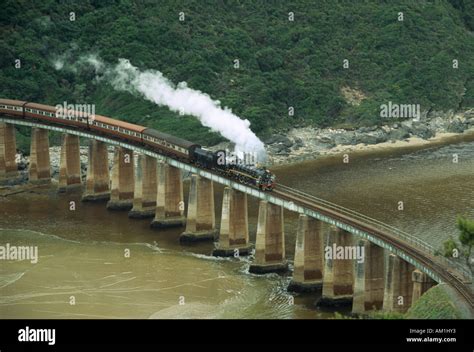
[1,0,473,148]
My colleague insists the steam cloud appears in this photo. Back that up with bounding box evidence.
[54,55,266,161]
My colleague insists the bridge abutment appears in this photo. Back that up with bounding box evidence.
[82,140,110,201]
[107,147,134,210]
[58,134,82,191]
[128,154,157,218]
[352,239,385,314]
[212,187,251,257]
[411,269,435,306]
[180,174,217,242]
[319,226,354,307]
[382,254,414,313]
[0,122,18,183]
[249,200,287,273]
[29,128,51,184]
[288,215,324,292]
[151,163,186,228]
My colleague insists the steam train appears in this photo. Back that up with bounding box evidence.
[0,99,275,191]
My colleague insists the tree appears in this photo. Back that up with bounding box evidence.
[440,216,474,274]
[456,216,474,270]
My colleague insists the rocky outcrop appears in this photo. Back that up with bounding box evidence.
[264,109,474,164]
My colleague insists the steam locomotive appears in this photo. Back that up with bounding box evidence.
[0,99,275,191]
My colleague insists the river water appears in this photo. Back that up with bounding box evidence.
[1,135,473,319]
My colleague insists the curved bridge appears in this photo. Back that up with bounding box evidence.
[0,110,472,313]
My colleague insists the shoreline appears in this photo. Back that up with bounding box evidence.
[269,128,474,169]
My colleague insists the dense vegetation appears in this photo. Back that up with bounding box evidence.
[1,0,473,149]
[406,284,465,319]
[367,284,467,319]
[440,216,474,274]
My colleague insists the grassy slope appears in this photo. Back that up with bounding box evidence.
[367,283,470,319]
[1,0,473,151]
[406,283,468,319]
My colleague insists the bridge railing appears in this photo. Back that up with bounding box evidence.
[278,184,472,281]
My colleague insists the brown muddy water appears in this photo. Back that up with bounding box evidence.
[1,135,473,319]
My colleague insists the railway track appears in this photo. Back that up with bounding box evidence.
[2,113,471,308]
[275,184,474,308]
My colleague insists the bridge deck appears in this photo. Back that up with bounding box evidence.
[1,115,472,309]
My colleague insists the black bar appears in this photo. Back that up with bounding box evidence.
[0,319,472,350]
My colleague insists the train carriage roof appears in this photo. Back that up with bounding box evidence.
[143,128,200,149]
[25,102,58,112]
[0,99,27,106]
[93,114,147,133]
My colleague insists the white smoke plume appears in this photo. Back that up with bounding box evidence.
[55,54,267,161]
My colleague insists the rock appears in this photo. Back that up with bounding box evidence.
[388,128,410,141]
[317,135,333,144]
[410,123,434,139]
[427,116,448,131]
[16,153,28,171]
[264,136,277,144]
[264,135,291,146]
[357,126,377,133]
[271,144,285,153]
[374,129,389,143]
[356,134,378,145]
[334,132,356,146]
[313,135,336,148]
[294,137,304,147]
[464,109,474,118]
[447,120,465,133]
[428,110,450,119]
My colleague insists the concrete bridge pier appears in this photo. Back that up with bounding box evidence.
[319,226,354,307]
[58,134,82,192]
[82,140,110,201]
[180,174,217,242]
[382,253,414,313]
[411,269,435,306]
[352,239,385,314]
[29,128,51,184]
[288,215,324,292]
[129,154,157,218]
[151,163,186,228]
[212,187,252,257]
[0,122,18,183]
[107,147,134,210]
[249,201,288,274]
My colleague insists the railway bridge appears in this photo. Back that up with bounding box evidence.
[0,112,472,315]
